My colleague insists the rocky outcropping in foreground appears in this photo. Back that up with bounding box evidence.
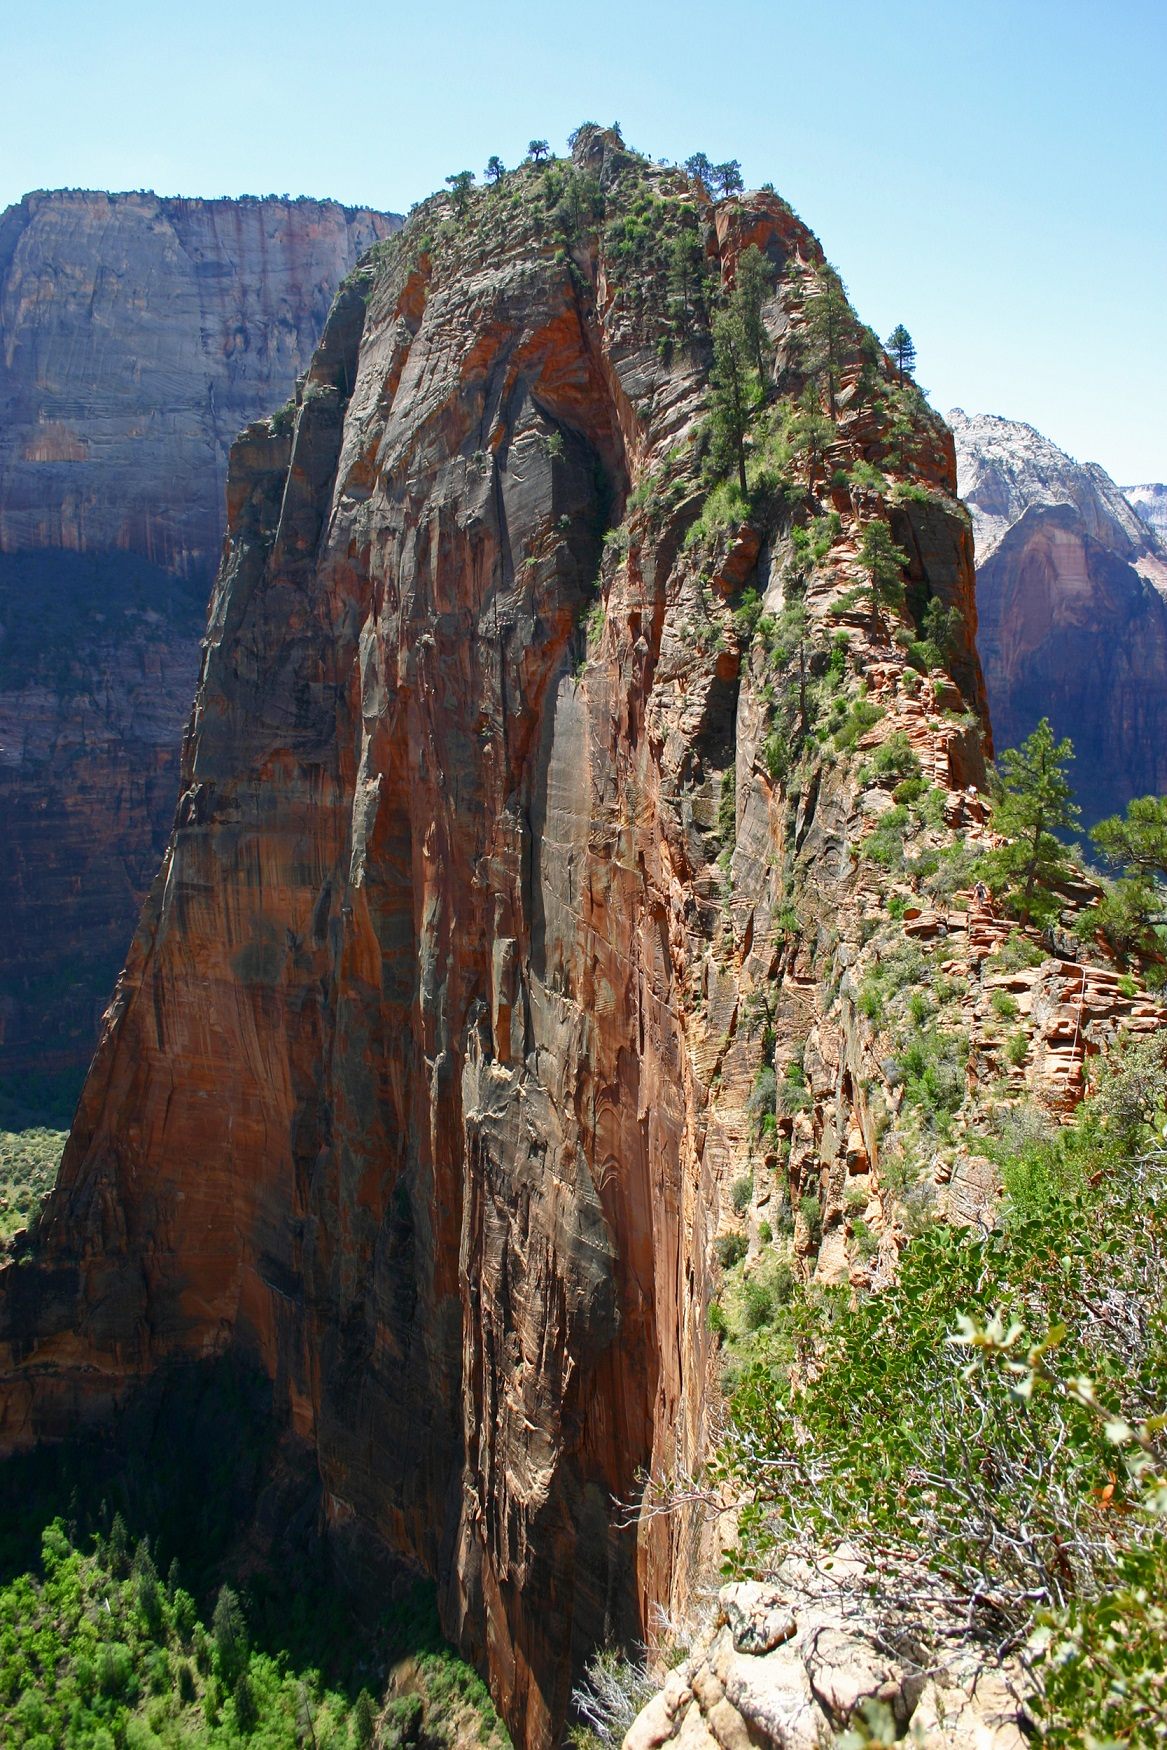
[951,408,1167,822]
[625,1575,1026,1750]
[0,191,398,1086]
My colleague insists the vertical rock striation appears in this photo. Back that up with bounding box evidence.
[0,192,399,1084]
[952,408,1167,821]
[0,134,989,1745]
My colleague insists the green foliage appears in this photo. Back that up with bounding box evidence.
[833,698,884,752]
[979,719,1080,926]
[716,1233,747,1269]
[730,1173,754,1214]
[862,731,920,788]
[860,804,909,870]
[884,323,916,384]
[718,1079,1167,1746]
[1091,793,1167,881]
[0,1128,64,1239]
[444,169,476,215]
[856,519,908,636]
[795,264,853,418]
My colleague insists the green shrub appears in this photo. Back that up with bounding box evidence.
[716,1233,747,1269]
[730,1173,753,1214]
[718,1094,1167,1747]
[990,989,1018,1021]
[1006,1029,1029,1067]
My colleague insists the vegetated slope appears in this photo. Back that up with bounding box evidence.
[1,127,1160,1749]
[952,408,1167,823]
[0,191,400,1090]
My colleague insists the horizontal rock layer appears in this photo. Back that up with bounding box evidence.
[0,191,399,1084]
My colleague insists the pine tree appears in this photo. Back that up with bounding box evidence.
[709,308,754,495]
[445,170,475,215]
[857,519,908,637]
[1091,795,1167,882]
[714,160,744,199]
[980,720,1080,926]
[788,385,834,486]
[484,155,505,185]
[527,139,550,163]
[734,244,773,379]
[885,323,917,385]
[799,265,852,418]
[212,1585,249,1687]
[684,152,713,189]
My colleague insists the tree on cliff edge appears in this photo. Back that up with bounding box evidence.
[485,156,506,185]
[980,719,1079,927]
[445,170,475,215]
[886,323,917,385]
[527,139,550,163]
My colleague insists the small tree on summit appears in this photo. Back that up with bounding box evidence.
[886,323,917,385]
[445,170,475,215]
[527,139,550,163]
[484,155,506,185]
[684,152,714,190]
[713,160,744,199]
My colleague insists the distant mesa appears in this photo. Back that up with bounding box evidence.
[952,407,1167,824]
[0,190,401,1096]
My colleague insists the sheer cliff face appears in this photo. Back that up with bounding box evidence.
[0,135,987,1746]
[0,192,399,1082]
[952,409,1167,822]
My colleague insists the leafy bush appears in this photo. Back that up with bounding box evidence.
[718,1074,1167,1748]
[730,1174,754,1214]
[716,1233,747,1269]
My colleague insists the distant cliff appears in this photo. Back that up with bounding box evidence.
[1123,482,1167,547]
[0,191,399,1090]
[952,408,1167,823]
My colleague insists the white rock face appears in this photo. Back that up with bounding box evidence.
[1123,481,1167,546]
[950,409,1167,822]
[949,408,1166,576]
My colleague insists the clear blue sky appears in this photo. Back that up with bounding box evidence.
[3,0,1164,483]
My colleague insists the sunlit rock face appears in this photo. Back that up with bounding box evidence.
[0,134,988,1748]
[952,408,1167,822]
[0,191,399,1082]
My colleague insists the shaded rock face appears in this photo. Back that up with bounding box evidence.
[951,409,1167,822]
[0,135,986,1747]
[0,192,399,1084]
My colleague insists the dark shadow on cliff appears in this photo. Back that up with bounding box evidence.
[0,1352,450,1697]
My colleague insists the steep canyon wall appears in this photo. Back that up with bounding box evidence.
[0,191,398,1084]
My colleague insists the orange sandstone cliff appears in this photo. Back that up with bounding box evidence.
[0,131,995,1745]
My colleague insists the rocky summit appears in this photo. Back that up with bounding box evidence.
[0,191,399,1086]
[952,407,1167,823]
[0,131,1160,1749]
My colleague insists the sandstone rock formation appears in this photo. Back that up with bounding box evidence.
[2,131,1125,1748]
[0,191,399,1086]
[951,408,1167,822]
[1123,481,1167,546]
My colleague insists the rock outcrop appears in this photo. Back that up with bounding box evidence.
[0,131,1002,1746]
[0,191,399,1084]
[951,408,1167,822]
[1123,481,1167,547]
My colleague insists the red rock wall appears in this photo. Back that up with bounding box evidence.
[0,135,988,1746]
